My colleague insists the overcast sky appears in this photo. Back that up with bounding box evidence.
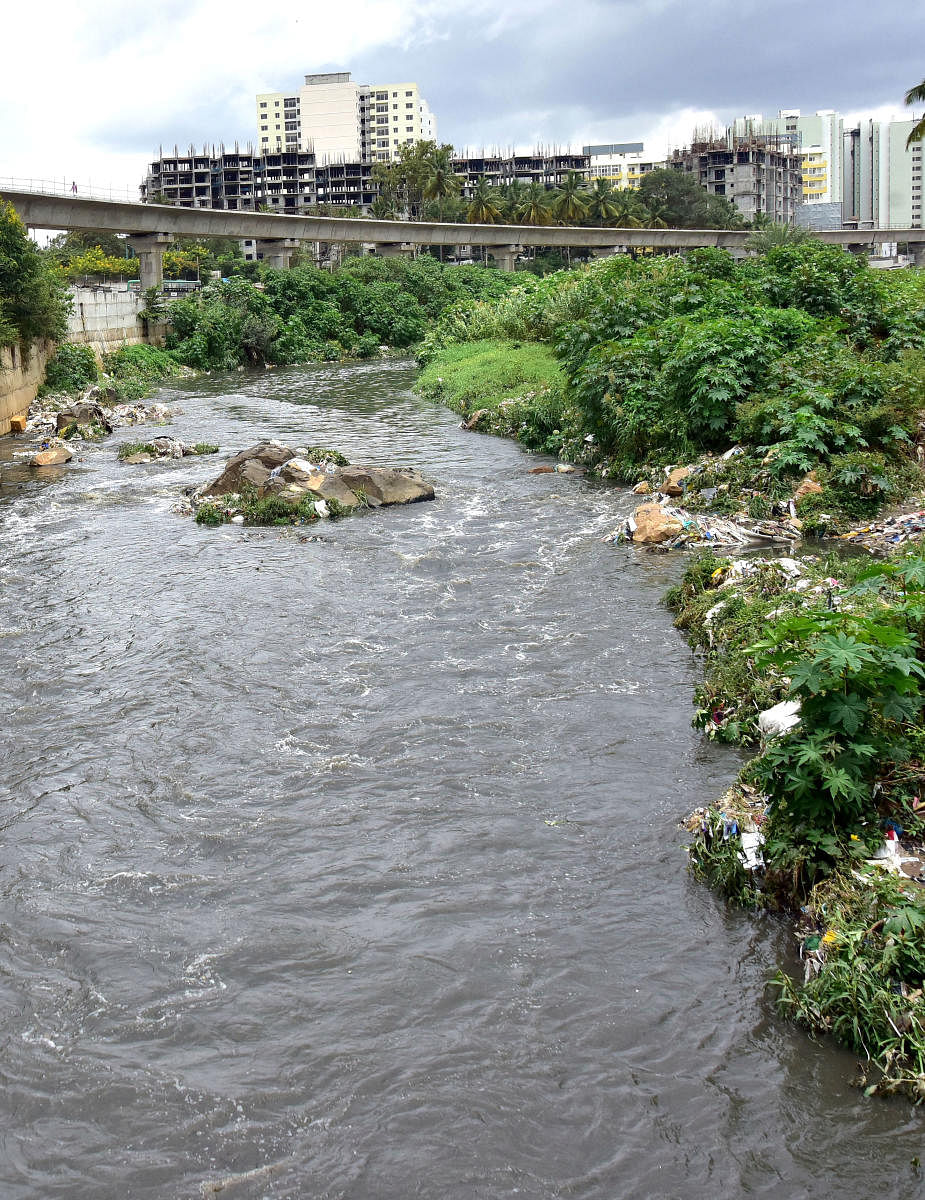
[1,0,923,195]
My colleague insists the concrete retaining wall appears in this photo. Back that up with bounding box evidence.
[0,340,54,435]
[67,286,145,355]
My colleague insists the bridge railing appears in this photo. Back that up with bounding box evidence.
[0,176,139,203]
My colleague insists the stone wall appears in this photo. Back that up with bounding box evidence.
[67,286,146,356]
[0,340,54,435]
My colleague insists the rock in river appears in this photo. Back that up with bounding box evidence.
[200,442,435,511]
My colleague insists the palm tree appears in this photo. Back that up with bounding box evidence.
[370,195,397,220]
[551,171,589,224]
[906,78,925,148]
[516,182,554,226]
[586,177,621,226]
[422,146,462,221]
[611,191,647,229]
[745,223,811,253]
[466,177,503,224]
[422,146,462,259]
[498,181,527,223]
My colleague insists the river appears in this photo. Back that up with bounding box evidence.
[0,360,920,1199]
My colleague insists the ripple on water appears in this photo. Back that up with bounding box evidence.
[0,361,917,1200]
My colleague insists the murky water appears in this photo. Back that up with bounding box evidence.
[0,361,920,1199]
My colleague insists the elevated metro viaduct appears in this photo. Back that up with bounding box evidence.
[5,190,924,287]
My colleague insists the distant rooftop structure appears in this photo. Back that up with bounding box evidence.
[582,142,644,156]
[304,72,352,86]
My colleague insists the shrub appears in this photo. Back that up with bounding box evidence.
[42,343,98,393]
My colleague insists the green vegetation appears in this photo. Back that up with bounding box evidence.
[417,340,568,453]
[416,242,925,523]
[194,484,349,527]
[671,548,925,1097]
[102,344,183,400]
[0,199,70,347]
[163,256,516,371]
[117,441,158,459]
[42,343,98,393]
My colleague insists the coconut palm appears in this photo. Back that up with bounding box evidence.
[516,182,554,226]
[551,171,589,224]
[611,191,647,229]
[422,146,462,221]
[745,223,811,253]
[586,177,621,226]
[370,194,397,220]
[906,78,925,148]
[466,177,503,225]
[498,181,528,222]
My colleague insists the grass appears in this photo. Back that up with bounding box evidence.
[415,339,573,455]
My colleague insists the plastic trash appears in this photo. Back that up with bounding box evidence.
[757,699,801,739]
[739,830,765,871]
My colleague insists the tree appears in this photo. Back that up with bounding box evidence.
[45,229,128,261]
[746,223,812,253]
[0,199,69,346]
[517,182,554,226]
[611,190,648,228]
[586,177,621,226]
[551,171,589,224]
[638,168,742,229]
[466,177,503,224]
[370,140,453,219]
[422,145,462,221]
[906,78,925,148]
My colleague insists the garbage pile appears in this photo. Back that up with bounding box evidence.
[603,496,802,550]
[835,510,925,553]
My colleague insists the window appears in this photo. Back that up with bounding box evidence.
[260,101,267,108]
[406,126,414,133]
[392,91,397,97]
[261,125,267,131]
[406,90,413,96]
[406,102,413,109]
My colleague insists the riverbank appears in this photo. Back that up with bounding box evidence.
[668,546,925,1098]
[412,245,925,1098]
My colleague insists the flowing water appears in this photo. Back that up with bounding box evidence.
[0,361,920,1199]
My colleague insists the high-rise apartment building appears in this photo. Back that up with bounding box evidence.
[730,108,922,229]
[731,110,843,207]
[256,71,436,164]
[843,118,923,229]
[669,133,803,224]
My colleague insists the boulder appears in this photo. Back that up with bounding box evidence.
[664,466,690,497]
[56,402,113,435]
[9,413,27,434]
[529,466,555,474]
[201,442,295,497]
[632,480,651,495]
[631,503,684,544]
[338,465,435,506]
[795,472,823,502]
[32,444,73,466]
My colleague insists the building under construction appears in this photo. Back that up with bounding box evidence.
[669,129,802,223]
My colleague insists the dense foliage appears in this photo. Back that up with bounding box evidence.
[670,549,925,1097]
[164,256,516,370]
[418,243,925,525]
[0,199,70,346]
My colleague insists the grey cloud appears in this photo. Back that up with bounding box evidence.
[353,0,924,148]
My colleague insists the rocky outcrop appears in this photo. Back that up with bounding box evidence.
[664,466,690,497]
[201,442,295,496]
[199,442,435,512]
[55,402,113,436]
[630,502,685,544]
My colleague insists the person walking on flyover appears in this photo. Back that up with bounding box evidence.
[71,181,77,195]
